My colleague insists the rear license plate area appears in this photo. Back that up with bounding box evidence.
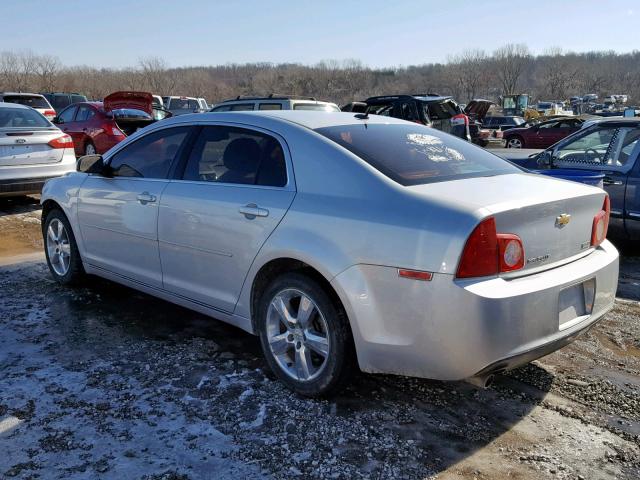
[558,278,595,330]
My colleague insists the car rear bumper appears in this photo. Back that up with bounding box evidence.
[331,240,619,380]
[0,151,76,196]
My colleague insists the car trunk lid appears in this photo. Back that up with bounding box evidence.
[407,173,608,275]
[103,91,153,115]
[0,128,65,166]
[464,99,494,121]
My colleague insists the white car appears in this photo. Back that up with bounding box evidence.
[210,95,340,112]
[0,103,76,196]
[40,111,618,396]
[0,92,56,121]
[164,96,208,116]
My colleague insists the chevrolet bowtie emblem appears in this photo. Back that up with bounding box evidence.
[556,213,571,226]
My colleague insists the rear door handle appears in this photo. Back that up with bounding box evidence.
[136,192,157,204]
[239,203,269,219]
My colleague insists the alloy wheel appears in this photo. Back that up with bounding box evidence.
[507,138,523,148]
[265,288,330,382]
[46,219,71,276]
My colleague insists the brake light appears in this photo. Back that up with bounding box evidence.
[591,195,610,247]
[43,109,56,120]
[48,134,73,149]
[456,217,525,278]
[451,113,469,126]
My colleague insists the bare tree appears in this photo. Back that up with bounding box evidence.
[35,54,61,92]
[493,44,531,94]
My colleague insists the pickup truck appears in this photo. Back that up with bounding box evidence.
[496,118,640,240]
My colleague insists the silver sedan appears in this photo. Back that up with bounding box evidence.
[40,111,619,396]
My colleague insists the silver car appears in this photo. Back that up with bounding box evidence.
[40,111,619,396]
[0,103,76,197]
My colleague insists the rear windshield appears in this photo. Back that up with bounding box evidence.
[3,95,49,109]
[0,107,51,128]
[294,103,340,112]
[422,100,459,120]
[315,123,519,186]
[112,109,152,120]
[170,99,199,110]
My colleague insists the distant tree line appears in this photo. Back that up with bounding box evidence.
[1,44,639,106]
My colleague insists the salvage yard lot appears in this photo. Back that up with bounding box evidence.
[1,196,639,479]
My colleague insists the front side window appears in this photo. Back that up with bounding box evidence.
[552,127,620,168]
[182,126,287,187]
[58,105,77,123]
[538,121,559,129]
[315,123,519,186]
[108,127,190,178]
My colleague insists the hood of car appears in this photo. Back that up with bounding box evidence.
[464,99,494,120]
[103,91,153,115]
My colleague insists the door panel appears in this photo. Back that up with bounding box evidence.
[77,177,168,287]
[158,183,295,312]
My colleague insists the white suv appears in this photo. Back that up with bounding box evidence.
[0,92,56,121]
[210,95,340,112]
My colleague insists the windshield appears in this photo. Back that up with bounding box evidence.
[294,103,340,112]
[3,95,49,109]
[169,99,199,110]
[315,123,519,186]
[0,107,52,128]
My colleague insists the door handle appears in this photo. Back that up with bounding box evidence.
[602,176,623,186]
[239,203,269,219]
[136,192,157,204]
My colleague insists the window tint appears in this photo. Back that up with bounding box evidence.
[229,103,254,111]
[3,95,50,109]
[315,123,518,186]
[50,95,71,110]
[108,127,190,179]
[75,105,95,122]
[424,101,458,120]
[0,107,51,128]
[182,126,287,187]
[400,102,420,122]
[58,105,77,123]
[169,98,199,110]
[293,103,340,112]
[258,103,282,110]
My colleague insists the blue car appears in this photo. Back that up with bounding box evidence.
[499,118,640,240]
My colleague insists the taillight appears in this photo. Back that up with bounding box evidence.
[48,134,73,149]
[456,217,525,278]
[43,109,56,120]
[591,195,610,247]
[451,113,469,126]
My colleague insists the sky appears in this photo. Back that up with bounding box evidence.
[3,0,638,69]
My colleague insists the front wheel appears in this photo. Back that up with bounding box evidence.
[43,209,85,285]
[256,272,354,397]
[506,136,524,148]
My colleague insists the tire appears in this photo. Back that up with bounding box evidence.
[84,141,96,156]
[256,272,354,397]
[506,136,524,148]
[43,209,85,285]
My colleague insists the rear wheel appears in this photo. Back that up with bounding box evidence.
[84,141,96,155]
[506,136,524,148]
[256,272,354,397]
[43,209,85,285]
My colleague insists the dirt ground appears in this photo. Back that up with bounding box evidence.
[1,196,639,480]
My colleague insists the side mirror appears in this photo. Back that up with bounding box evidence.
[76,154,109,175]
[537,151,553,168]
[53,116,62,124]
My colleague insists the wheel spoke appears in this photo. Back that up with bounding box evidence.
[295,347,312,380]
[296,295,315,328]
[272,296,295,327]
[56,220,64,239]
[269,332,290,356]
[60,242,71,256]
[47,224,57,243]
[304,332,329,357]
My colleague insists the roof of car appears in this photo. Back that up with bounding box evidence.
[160,110,410,130]
[0,102,30,109]
[365,94,452,104]
[588,118,640,126]
[220,95,318,102]
[0,92,46,97]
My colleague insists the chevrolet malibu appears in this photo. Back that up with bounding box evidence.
[40,111,619,396]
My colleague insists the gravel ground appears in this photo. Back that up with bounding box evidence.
[1,196,639,479]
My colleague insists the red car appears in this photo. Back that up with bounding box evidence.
[504,117,583,149]
[52,91,168,156]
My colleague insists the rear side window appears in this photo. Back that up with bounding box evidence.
[258,103,282,110]
[182,126,287,187]
[0,107,51,128]
[315,123,519,186]
[58,105,77,123]
[3,95,50,109]
[75,105,95,122]
[229,104,254,111]
[108,127,190,178]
